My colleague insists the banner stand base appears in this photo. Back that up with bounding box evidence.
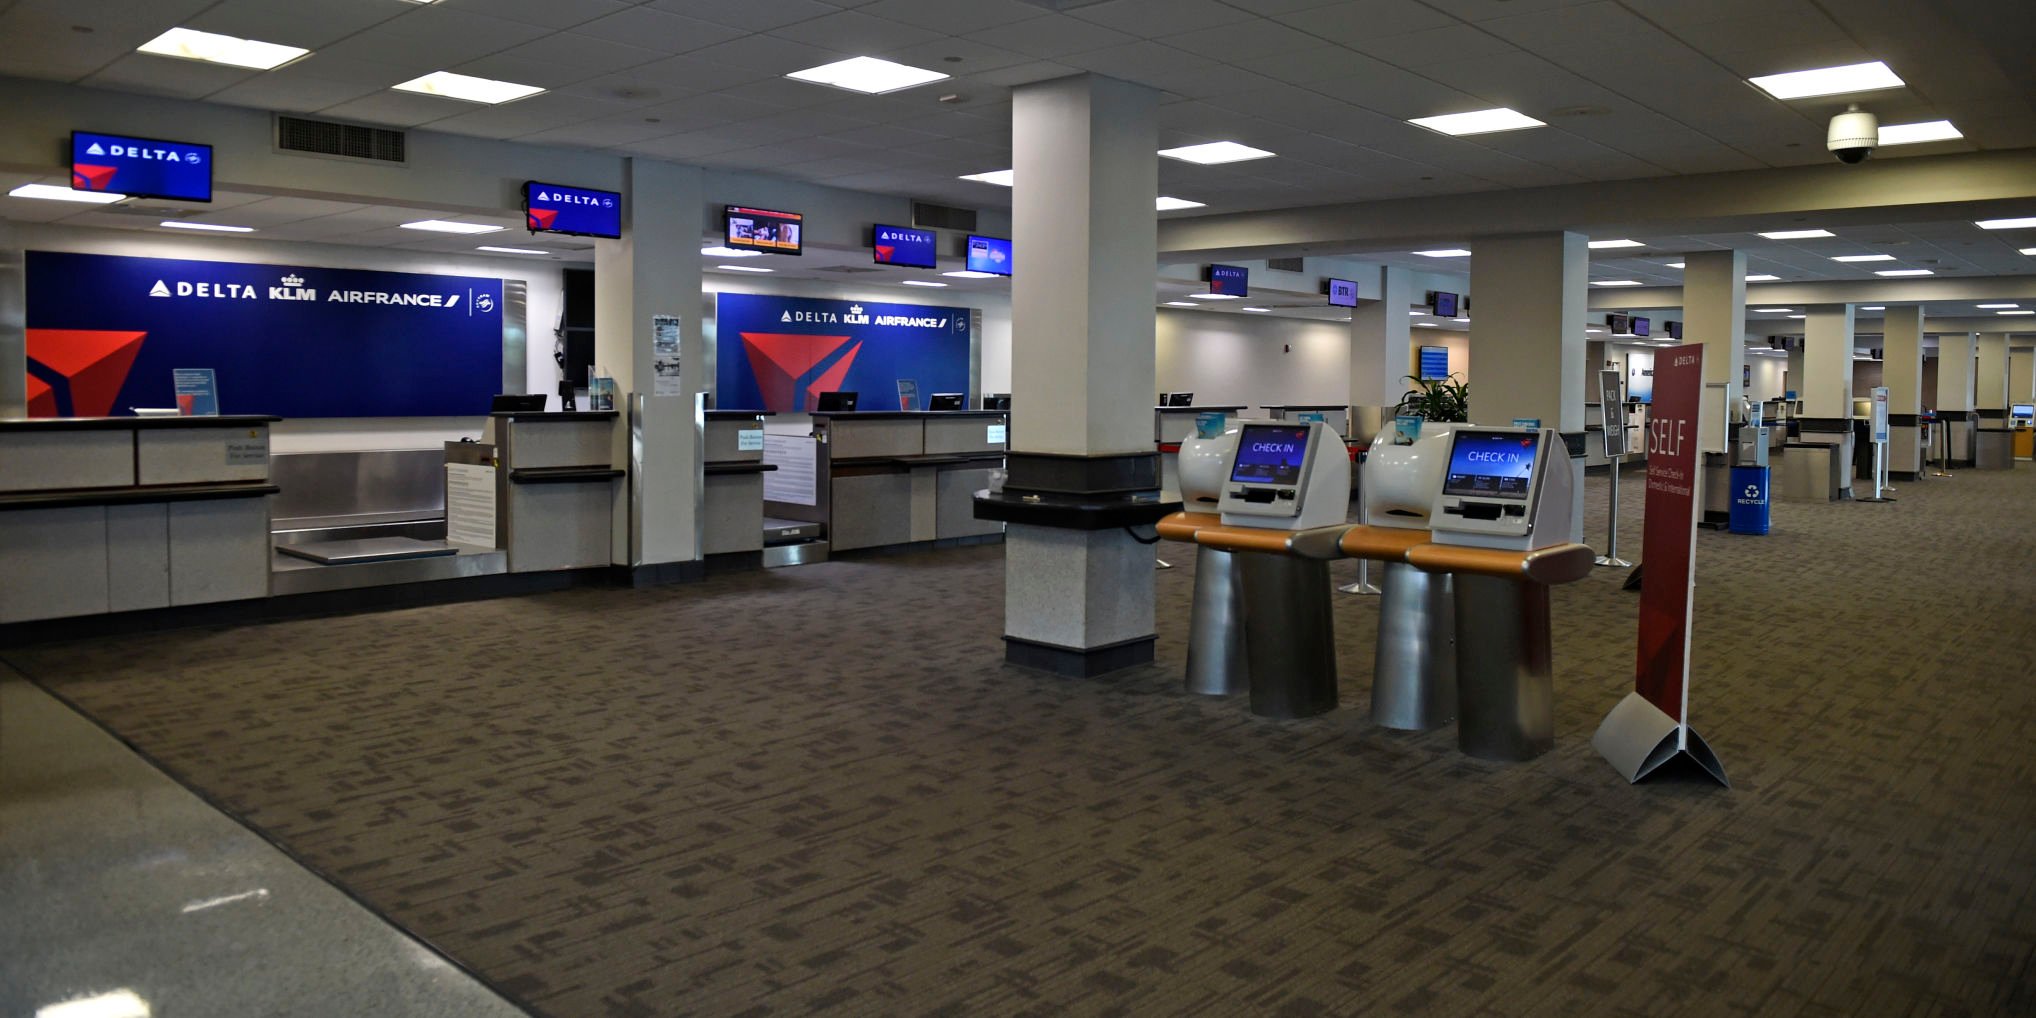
[1592,691,1729,787]
[1856,496,1895,503]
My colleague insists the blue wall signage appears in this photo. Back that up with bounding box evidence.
[965,235,1011,276]
[25,251,503,418]
[524,181,620,239]
[1419,345,1450,380]
[715,293,969,413]
[873,224,937,269]
[1207,264,1248,296]
[71,130,212,202]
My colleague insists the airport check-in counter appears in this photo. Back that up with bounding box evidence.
[703,411,775,557]
[443,410,621,573]
[0,415,277,624]
[1261,405,1350,435]
[1156,405,1246,495]
[770,411,1007,553]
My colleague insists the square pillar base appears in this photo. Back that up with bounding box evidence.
[1005,635,1156,678]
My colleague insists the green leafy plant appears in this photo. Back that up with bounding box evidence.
[1394,374,1469,422]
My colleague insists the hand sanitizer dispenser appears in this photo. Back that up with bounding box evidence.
[1428,426,1573,550]
[1217,420,1350,530]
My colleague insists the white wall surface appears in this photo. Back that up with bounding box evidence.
[1747,355,1788,401]
[1155,308,1349,411]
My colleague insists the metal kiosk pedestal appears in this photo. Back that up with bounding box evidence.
[1405,542,1596,761]
[1158,512,1247,697]
[1338,526,1453,730]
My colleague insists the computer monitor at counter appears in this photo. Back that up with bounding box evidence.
[491,393,548,413]
[927,393,966,411]
[1165,392,1194,407]
[982,394,1010,411]
[815,391,858,412]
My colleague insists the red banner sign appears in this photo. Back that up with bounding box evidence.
[1634,347,1705,721]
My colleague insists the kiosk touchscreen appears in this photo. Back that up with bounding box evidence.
[2013,404,2034,425]
[1217,420,1351,530]
[1428,426,1573,550]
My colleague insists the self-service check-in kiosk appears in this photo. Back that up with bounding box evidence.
[1219,422,1350,530]
[1173,426,1245,696]
[1414,426,1590,760]
[1353,428,1456,730]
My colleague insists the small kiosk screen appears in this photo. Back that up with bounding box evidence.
[1442,431,1539,500]
[1229,425,1311,485]
[2013,404,2035,423]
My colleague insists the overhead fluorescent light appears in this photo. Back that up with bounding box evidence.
[477,245,548,255]
[943,270,997,279]
[1591,280,1643,287]
[701,245,762,257]
[1876,268,1933,276]
[716,264,772,273]
[1158,141,1275,164]
[137,27,308,71]
[1187,292,1239,300]
[1831,254,1895,262]
[1408,107,1546,136]
[1664,262,1685,269]
[392,71,544,105]
[900,280,946,287]
[1416,322,1439,327]
[1162,301,1196,307]
[1748,60,1903,100]
[958,169,1014,186]
[1408,310,1425,316]
[1753,308,1794,313]
[785,56,948,95]
[1976,217,2036,230]
[1787,314,1807,319]
[1588,239,1644,249]
[1746,274,1781,282]
[1876,120,1962,145]
[1999,310,2036,316]
[2022,248,2036,256]
[1155,196,1205,211]
[1413,249,1471,258]
[399,219,503,234]
[1585,328,1605,333]
[1976,303,2019,309]
[36,989,151,1018]
[159,221,253,233]
[9,183,125,204]
[1758,229,1834,239]
[1240,307,1270,312]
[1861,305,1885,310]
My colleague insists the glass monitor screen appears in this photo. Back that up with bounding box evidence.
[2014,404,2035,420]
[1419,345,1450,380]
[72,130,212,202]
[1326,278,1358,307]
[1632,316,1652,337]
[965,235,1012,275]
[873,223,937,269]
[1442,430,1540,500]
[725,205,802,254]
[1431,291,1459,317]
[1229,424,1312,486]
[524,181,620,239]
[1208,264,1248,296]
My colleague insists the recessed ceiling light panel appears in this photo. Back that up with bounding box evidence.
[1408,107,1546,136]
[159,221,253,233]
[137,27,308,70]
[785,56,949,95]
[1830,254,1895,262]
[1877,120,1962,145]
[1748,61,1903,100]
[943,270,997,279]
[959,169,1014,186]
[10,183,126,203]
[1155,196,1205,211]
[399,219,504,234]
[1745,274,1780,282]
[1588,238,1644,249]
[1591,280,1643,287]
[717,264,772,273]
[1876,268,1933,276]
[1976,217,2036,230]
[1158,141,1275,164]
[1413,249,1471,258]
[1758,229,1835,240]
[393,70,544,104]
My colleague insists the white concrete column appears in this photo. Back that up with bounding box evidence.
[1976,333,2010,413]
[1002,73,1161,675]
[2010,343,2035,406]
[1801,305,1856,492]
[594,157,705,571]
[1468,231,1587,542]
[1786,343,1805,401]
[1881,306,1925,475]
[1936,332,1978,463]
[1681,250,1745,453]
[1351,265,1412,413]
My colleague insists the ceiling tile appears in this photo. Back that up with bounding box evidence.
[80,54,258,100]
[1161,19,1322,61]
[186,0,406,50]
[1272,0,1459,45]
[435,0,634,30]
[964,16,1137,59]
[766,9,944,56]
[319,7,553,67]
[320,90,486,129]
[1071,0,1255,35]
[856,0,1045,35]
[569,8,749,54]
[644,0,838,33]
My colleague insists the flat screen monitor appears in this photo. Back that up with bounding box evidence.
[1207,264,1248,296]
[1442,430,1540,500]
[1167,392,1194,407]
[523,181,621,239]
[1664,320,1682,340]
[1326,278,1358,307]
[1632,316,1652,338]
[1430,291,1460,317]
[927,392,966,411]
[491,393,547,412]
[1607,313,1632,335]
[873,223,937,269]
[725,205,802,254]
[965,234,1012,276]
[2013,404,2035,422]
[72,130,212,202]
[1419,345,1450,380]
[983,394,1010,411]
[1228,424,1312,486]
[815,391,857,412]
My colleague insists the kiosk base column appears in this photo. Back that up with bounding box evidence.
[1185,545,1248,696]
[1237,552,1338,719]
[1371,561,1455,730]
[1454,573,1554,761]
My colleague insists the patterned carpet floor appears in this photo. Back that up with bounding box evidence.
[7,465,2034,1018]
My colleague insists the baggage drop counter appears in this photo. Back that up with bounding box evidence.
[704,411,774,559]
[771,411,1008,553]
[443,410,620,573]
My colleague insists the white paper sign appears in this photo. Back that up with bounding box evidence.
[762,434,817,506]
[987,423,1007,444]
[445,463,497,548]
[738,428,764,452]
[652,314,683,397]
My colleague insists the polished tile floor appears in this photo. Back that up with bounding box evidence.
[0,668,529,1018]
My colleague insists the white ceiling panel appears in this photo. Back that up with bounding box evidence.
[0,14,137,83]
[1160,19,1321,62]
[678,34,840,75]
[568,8,749,55]
[485,33,667,82]
[319,91,488,130]
[856,0,1044,36]
[1270,0,1458,46]
[1070,0,1255,36]
[432,92,636,139]
[645,0,838,33]
[766,9,944,56]
[81,54,259,100]
[206,73,385,115]
[962,16,1137,59]
[185,0,407,51]
[434,0,633,31]
[318,8,553,68]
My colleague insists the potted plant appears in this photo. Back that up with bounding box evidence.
[1394,374,1469,423]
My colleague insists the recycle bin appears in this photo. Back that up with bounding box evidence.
[1728,465,1770,535]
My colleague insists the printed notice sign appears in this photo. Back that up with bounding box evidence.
[652,314,682,397]
[738,428,764,452]
[762,434,817,506]
[445,463,497,548]
[987,423,1007,444]
[225,432,268,467]
[173,368,218,416]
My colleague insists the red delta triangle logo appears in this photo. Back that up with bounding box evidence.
[72,164,119,192]
[873,244,896,264]
[527,208,559,231]
[739,332,862,412]
[25,329,147,417]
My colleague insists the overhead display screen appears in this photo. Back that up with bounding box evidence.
[1228,424,1312,485]
[1632,316,1652,337]
[1419,345,1450,380]
[71,130,212,202]
[873,224,937,269]
[1664,320,1682,340]
[1327,278,1358,307]
[725,205,802,254]
[1207,264,1248,296]
[1607,313,1632,335]
[1431,291,1460,317]
[524,181,620,239]
[1443,430,1540,500]
[966,234,1012,276]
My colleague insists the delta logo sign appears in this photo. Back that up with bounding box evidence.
[716,294,968,413]
[872,224,936,269]
[525,182,621,238]
[71,131,211,201]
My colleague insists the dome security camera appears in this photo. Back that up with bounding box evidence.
[1828,104,1879,164]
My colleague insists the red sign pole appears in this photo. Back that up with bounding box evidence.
[1593,346,1728,786]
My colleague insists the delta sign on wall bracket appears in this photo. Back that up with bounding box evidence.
[1591,344,1730,788]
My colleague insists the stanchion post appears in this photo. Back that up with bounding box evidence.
[1595,455,1631,567]
[1338,447,1380,595]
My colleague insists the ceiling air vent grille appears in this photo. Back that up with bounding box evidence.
[276,116,406,163]
[912,201,977,233]
[1267,256,1304,273]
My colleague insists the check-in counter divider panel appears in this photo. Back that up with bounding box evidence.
[808,411,1009,553]
[704,411,775,557]
[488,411,620,573]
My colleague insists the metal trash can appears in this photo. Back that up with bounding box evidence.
[1729,465,1770,535]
